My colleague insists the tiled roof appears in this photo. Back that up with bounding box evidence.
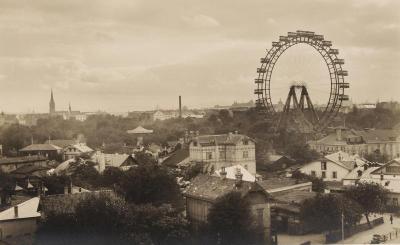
[258,178,309,192]
[324,151,365,170]
[126,126,153,134]
[162,148,189,167]
[183,174,265,202]
[44,139,76,148]
[20,144,62,152]
[195,133,254,146]
[273,190,317,205]
[0,197,40,221]
[0,155,47,165]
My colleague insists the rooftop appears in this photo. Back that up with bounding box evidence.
[258,177,310,193]
[162,148,189,167]
[44,139,76,148]
[0,155,47,166]
[0,197,40,221]
[214,165,256,182]
[194,133,254,146]
[20,144,62,152]
[126,126,153,134]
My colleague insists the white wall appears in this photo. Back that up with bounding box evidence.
[300,160,350,181]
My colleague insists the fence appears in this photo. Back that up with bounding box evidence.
[325,217,384,243]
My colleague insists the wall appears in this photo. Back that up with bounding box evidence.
[300,160,349,181]
[0,218,38,241]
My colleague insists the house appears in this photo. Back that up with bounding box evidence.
[0,197,41,245]
[183,174,271,242]
[263,154,296,171]
[44,139,76,149]
[189,132,256,175]
[91,152,136,172]
[126,126,154,146]
[308,127,400,160]
[354,158,400,206]
[0,156,48,173]
[300,151,365,181]
[161,148,190,168]
[19,144,62,161]
[63,143,94,160]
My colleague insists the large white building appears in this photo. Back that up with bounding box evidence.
[300,151,366,181]
[189,132,256,175]
[308,128,400,160]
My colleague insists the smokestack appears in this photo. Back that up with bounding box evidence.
[179,95,182,118]
[14,206,18,218]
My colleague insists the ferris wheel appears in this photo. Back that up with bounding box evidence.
[254,30,349,131]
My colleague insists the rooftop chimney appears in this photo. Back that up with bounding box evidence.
[220,166,227,180]
[179,96,182,118]
[235,168,243,187]
[14,206,18,218]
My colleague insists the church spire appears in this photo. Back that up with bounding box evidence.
[69,102,71,113]
[49,89,55,114]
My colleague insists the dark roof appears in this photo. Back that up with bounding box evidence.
[313,129,400,145]
[195,133,254,146]
[20,144,61,152]
[11,165,50,175]
[162,148,189,167]
[0,155,47,166]
[273,190,317,204]
[258,178,309,192]
[44,139,76,148]
[183,174,267,202]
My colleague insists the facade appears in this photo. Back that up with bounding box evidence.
[0,197,41,244]
[19,144,62,161]
[63,143,94,160]
[183,174,271,242]
[308,128,400,160]
[0,156,48,173]
[300,151,365,181]
[189,132,256,175]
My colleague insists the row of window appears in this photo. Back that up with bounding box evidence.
[206,151,249,160]
[311,170,337,179]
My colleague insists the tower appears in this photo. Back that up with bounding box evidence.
[49,89,55,114]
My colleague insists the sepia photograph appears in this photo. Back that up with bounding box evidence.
[0,0,399,244]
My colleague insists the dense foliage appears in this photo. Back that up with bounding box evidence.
[300,194,363,233]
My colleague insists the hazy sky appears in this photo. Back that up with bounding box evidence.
[0,0,399,113]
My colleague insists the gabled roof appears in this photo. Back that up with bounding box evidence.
[66,143,93,153]
[214,165,256,182]
[0,155,47,166]
[273,190,317,205]
[54,158,77,175]
[162,148,189,167]
[194,133,254,146]
[324,151,364,170]
[370,158,400,175]
[20,144,62,152]
[44,139,76,148]
[183,174,266,202]
[0,197,40,221]
[258,178,310,193]
[91,152,133,168]
[126,126,153,134]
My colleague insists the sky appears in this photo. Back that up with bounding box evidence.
[0,0,399,113]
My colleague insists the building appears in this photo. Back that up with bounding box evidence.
[0,156,48,173]
[44,139,76,149]
[153,110,177,121]
[63,143,94,160]
[189,132,256,175]
[49,89,55,114]
[308,128,400,159]
[0,197,41,244]
[19,144,62,161]
[91,152,136,172]
[214,165,256,182]
[300,151,365,181]
[183,174,271,242]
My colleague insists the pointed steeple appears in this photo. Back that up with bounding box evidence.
[69,102,71,113]
[49,89,55,114]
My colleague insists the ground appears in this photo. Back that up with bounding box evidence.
[277,213,400,244]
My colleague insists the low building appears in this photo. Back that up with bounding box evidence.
[263,154,296,171]
[44,139,76,149]
[183,174,271,242]
[214,165,256,182]
[91,152,136,172]
[0,197,41,245]
[308,128,400,160]
[300,151,366,182]
[0,156,48,173]
[189,132,256,175]
[161,148,190,168]
[63,143,94,160]
[19,144,62,161]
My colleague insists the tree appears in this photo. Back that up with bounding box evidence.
[41,175,69,195]
[119,164,181,206]
[300,194,362,234]
[99,167,124,187]
[206,192,259,245]
[344,182,388,228]
[364,151,389,164]
[291,170,326,193]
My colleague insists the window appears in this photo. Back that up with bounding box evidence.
[321,171,326,179]
[332,171,337,179]
[393,198,399,206]
[243,151,249,159]
[256,208,264,226]
[243,140,249,145]
[311,171,316,177]
[206,152,213,160]
[321,161,327,170]
[219,151,225,159]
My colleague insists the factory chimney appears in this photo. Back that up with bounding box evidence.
[179,95,182,118]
